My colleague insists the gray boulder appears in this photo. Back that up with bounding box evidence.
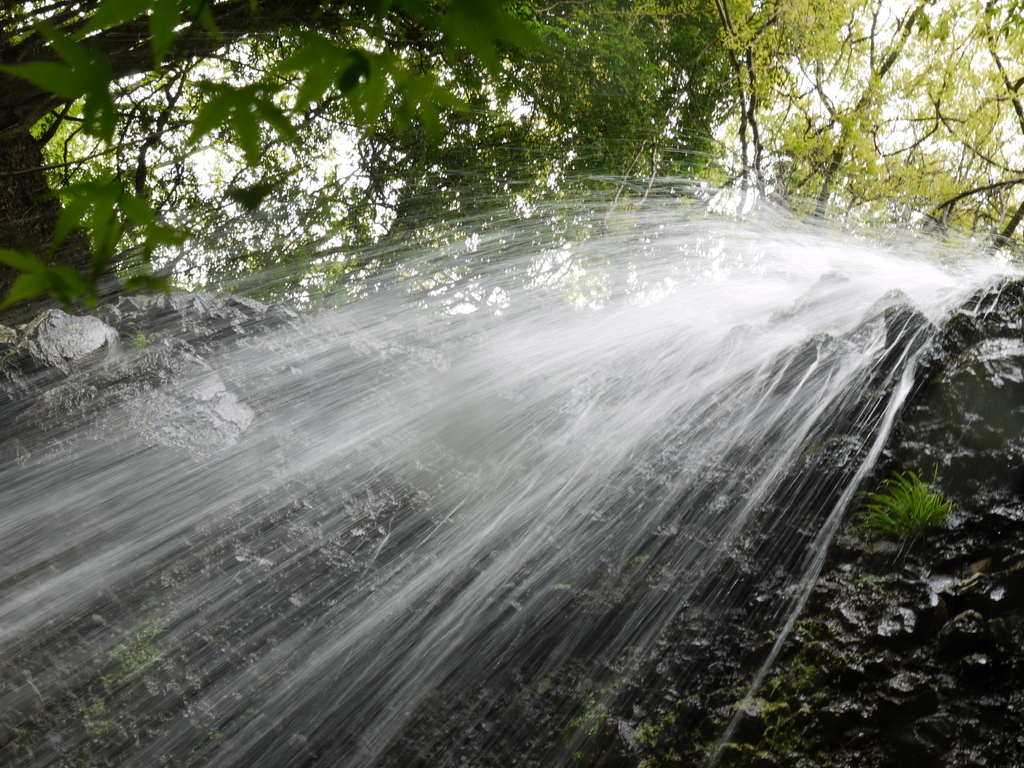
[20,309,118,373]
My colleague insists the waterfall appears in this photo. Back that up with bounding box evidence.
[0,207,1011,766]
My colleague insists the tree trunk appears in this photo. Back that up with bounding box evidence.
[0,130,94,322]
[995,198,1024,249]
[0,131,54,250]
[812,146,844,221]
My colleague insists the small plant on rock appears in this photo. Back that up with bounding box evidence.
[856,469,951,538]
[124,327,147,349]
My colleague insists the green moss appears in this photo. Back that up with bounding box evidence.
[101,618,168,686]
[78,697,116,738]
[772,659,818,696]
[632,698,709,766]
[798,441,823,460]
[634,708,679,747]
[791,616,825,643]
[763,710,811,755]
[635,615,835,766]
[716,742,760,765]
[564,695,609,746]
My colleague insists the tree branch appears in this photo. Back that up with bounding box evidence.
[933,176,1024,216]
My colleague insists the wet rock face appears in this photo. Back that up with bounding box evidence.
[647,515,1024,768]
[10,343,255,460]
[93,291,298,352]
[0,292,301,764]
[1,292,293,462]
[132,365,255,452]
[1,310,118,396]
[21,309,119,371]
[900,336,1024,504]
[621,280,1024,768]
[5,280,1024,768]
[897,279,1024,507]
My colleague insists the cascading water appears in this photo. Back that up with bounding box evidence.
[0,205,1013,767]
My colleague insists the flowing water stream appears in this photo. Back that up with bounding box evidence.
[0,206,1013,766]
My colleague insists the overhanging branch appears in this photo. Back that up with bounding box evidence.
[933,176,1024,217]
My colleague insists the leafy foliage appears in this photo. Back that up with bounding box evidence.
[856,469,951,538]
[712,0,1024,246]
[0,0,731,308]
[0,248,92,308]
[0,0,547,306]
[4,0,1024,313]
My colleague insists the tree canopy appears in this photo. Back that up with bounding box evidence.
[1,0,1022,312]
[711,0,1024,242]
[0,0,730,308]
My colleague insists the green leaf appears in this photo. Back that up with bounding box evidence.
[337,50,372,93]
[82,76,117,141]
[394,0,432,19]
[417,91,442,142]
[35,23,93,69]
[122,275,171,293]
[279,39,375,111]
[189,85,236,143]
[4,24,118,142]
[190,83,293,160]
[82,0,152,35]
[87,191,123,266]
[52,179,126,272]
[253,98,296,143]
[48,265,96,305]
[0,249,47,272]
[36,25,118,141]
[277,34,334,74]
[142,223,187,251]
[0,62,86,100]
[350,53,390,126]
[194,1,223,40]
[192,103,234,158]
[392,77,420,132]
[441,7,500,73]
[440,1,540,74]
[118,193,156,225]
[231,110,262,166]
[295,62,338,110]
[280,37,340,108]
[226,182,277,211]
[0,252,94,309]
[361,0,394,16]
[51,194,93,253]
[1,272,50,309]
[150,0,183,65]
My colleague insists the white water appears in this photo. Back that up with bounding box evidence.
[0,207,1012,766]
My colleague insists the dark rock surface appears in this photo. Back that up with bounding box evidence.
[3,278,1024,768]
[626,280,1024,767]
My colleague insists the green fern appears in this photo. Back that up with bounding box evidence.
[856,469,951,538]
